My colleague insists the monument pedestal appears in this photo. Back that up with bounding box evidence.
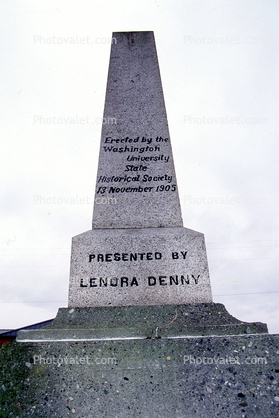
[2,331,279,417]
[68,227,212,308]
[17,303,267,342]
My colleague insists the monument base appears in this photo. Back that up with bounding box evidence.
[17,303,267,342]
[68,227,213,307]
[2,331,279,417]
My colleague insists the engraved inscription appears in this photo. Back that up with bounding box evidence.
[97,135,177,197]
[79,249,200,290]
[80,274,200,288]
[88,251,187,262]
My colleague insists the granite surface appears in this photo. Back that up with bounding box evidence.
[2,30,277,418]
[2,334,279,417]
[17,304,268,342]
[68,227,212,307]
[92,31,183,229]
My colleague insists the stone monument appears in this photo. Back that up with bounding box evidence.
[68,31,212,309]
[2,32,279,418]
[16,30,267,340]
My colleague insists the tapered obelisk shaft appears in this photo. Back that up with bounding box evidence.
[68,31,212,308]
[92,32,183,229]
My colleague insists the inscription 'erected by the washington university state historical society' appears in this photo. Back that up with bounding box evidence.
[92,34,183,229]
[96,136,177,196]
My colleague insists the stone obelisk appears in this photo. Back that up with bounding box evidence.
[13,32,273,418]
[68,32,213,308]
[92,31,182,229]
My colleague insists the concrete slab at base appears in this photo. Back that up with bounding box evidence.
[2,334,279,417]
[68,227,212,307]
[17,304,268,342]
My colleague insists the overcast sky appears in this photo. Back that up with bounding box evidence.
[1,0,279,333]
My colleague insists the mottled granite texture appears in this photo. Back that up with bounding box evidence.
[17,304,267,341]
[92,31,183,229]
[2,333,279,417]
[68,227,212,307]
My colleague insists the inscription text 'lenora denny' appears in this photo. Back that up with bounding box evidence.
[80,274,200,288]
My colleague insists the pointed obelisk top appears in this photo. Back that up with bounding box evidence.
[92,31,183,229]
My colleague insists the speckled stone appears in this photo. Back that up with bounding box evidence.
[2,333,279,417]
[92,31,183,229]
[3,30,276,418]
[16,304,268,342]
[68,31,213,308]
[68,227,212,307]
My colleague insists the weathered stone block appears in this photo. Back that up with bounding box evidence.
[92,31,183,229]
[68,227,212,307]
